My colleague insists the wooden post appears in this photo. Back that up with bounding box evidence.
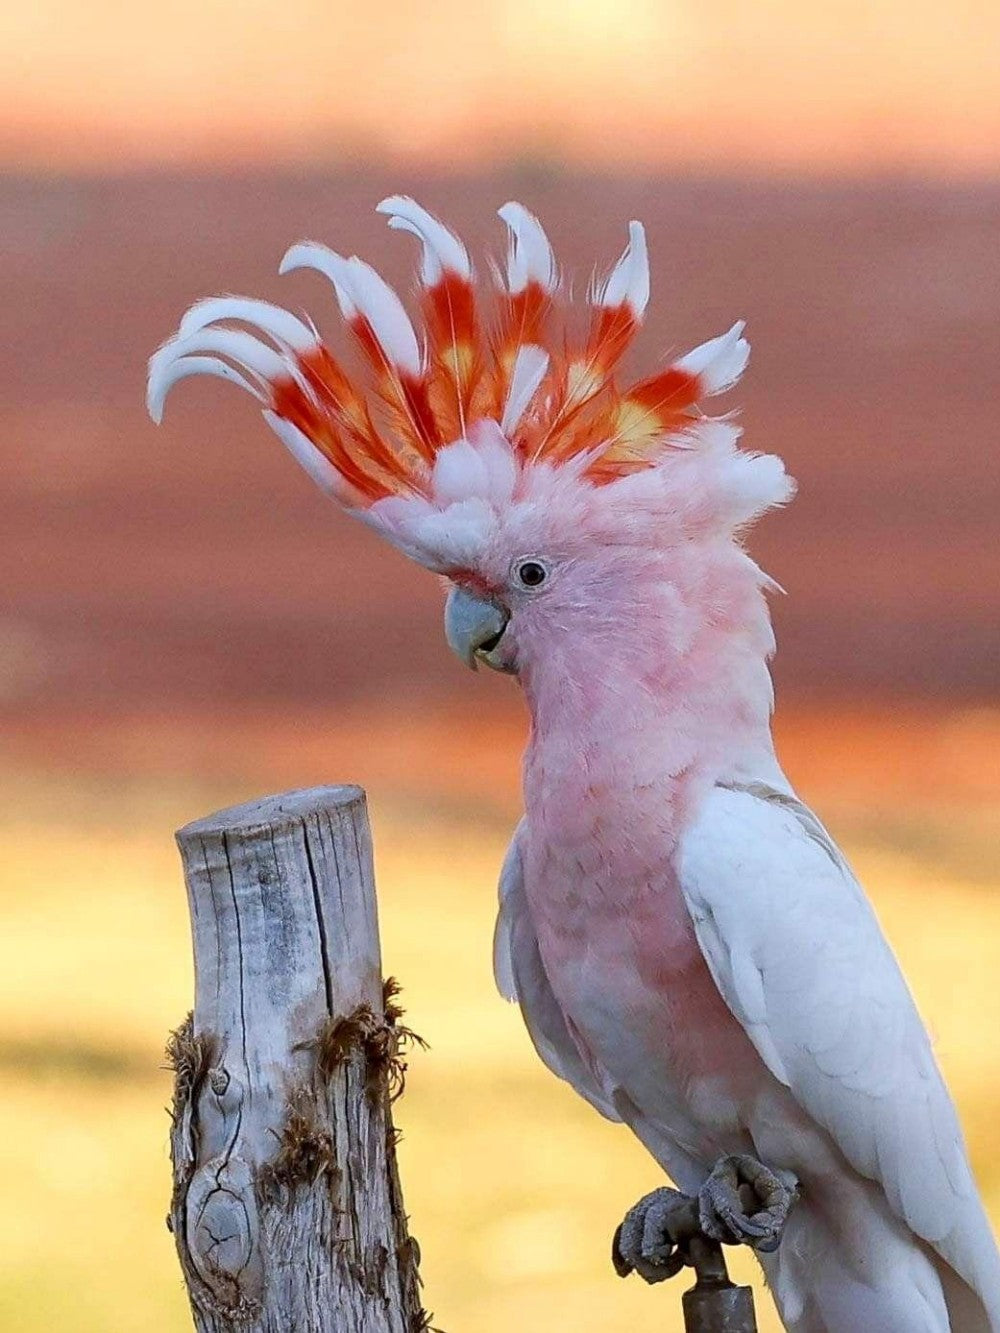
[165,785,427,1332]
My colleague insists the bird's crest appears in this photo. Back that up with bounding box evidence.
[148,197,750,511]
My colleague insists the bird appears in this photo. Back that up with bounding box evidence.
[148,195,1000,1331]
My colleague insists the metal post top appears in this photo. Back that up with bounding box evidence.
[682,1280,758,1333]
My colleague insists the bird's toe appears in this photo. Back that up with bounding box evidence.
[612,1186,696,1284]
[699,1153,798,1253]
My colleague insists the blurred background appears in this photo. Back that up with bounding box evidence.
[1,2,998,1330]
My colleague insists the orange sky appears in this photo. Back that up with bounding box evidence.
[2,0,998,173]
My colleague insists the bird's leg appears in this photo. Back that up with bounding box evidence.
[698,1153,799,1253]
[612,1186,700,1283]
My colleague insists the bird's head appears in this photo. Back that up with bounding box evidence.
[149,198,793,695]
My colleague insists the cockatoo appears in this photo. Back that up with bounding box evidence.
[148,197,1000,1331]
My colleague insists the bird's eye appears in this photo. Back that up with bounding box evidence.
[514,558,548,589]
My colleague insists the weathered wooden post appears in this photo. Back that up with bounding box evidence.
[165,785,427,1332]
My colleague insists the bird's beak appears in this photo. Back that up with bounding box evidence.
[444,585,511,673]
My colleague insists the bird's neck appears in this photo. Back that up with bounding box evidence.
[518,568,786,843]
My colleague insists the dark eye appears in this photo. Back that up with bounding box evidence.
[515,559,548,589]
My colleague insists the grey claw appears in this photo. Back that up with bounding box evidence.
[698,1153,797,1253]
[612,1186,696,1285]
[611,1223,632,1278]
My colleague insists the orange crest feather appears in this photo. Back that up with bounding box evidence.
[148,199,750,509]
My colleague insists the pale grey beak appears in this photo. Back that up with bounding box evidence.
[444,585,510,672]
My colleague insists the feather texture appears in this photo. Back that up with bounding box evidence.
[494,822,622,1122]
[679,784,1000,1330]
[501,344,550,436]
[498,201,557,295]
[149,197,751,543]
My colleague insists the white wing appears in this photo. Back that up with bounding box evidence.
[678,781,1000,1324]
[494,821,621,1123]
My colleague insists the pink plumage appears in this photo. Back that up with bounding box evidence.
[149,199,1000,1333]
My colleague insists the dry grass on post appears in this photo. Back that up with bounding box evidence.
[164,785,431,1333]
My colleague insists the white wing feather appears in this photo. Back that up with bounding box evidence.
[678,782,1000,1323]
[494,821,621,1123]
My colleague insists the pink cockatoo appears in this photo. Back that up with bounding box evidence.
[148,197,1000,1331]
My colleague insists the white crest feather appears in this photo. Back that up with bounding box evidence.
[431,439,490,506]
[675,321,749,395]
[279,242,357,315]
[498,202,557,294]
[475,428,519,506]
[149,327,289,396]
[283,241,422,377]
[410,499,494,570]
[146,354,263,424]
[179,297,317,354]
[599,220,649,317]
[262,410,340,493]
[343,256,422,376]
[501,344,550,436]
[376,195,471,284]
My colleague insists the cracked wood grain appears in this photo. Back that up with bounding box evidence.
[168,786,426,1332]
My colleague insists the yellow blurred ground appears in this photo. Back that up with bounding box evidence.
[0,725,998,1332]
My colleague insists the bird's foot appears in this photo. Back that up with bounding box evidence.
[611,1186,700,1284]
[613,1155,798,1286]
[698,1153,798,1254]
